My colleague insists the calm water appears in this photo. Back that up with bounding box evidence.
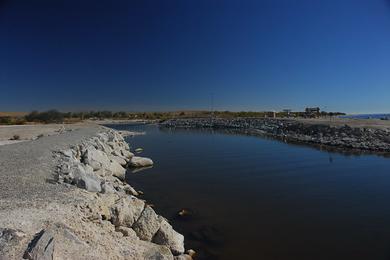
[341,114,390,119]
[109,124,390,260]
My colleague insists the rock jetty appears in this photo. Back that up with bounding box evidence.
[0,127,191,260]
[161,118,390,153]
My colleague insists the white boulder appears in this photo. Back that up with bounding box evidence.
[110,197,145,228]
[82,146,111,171]
[153,218,185,255]
[105,160,126,180]
[129,156,154,168]
[132,206,161,241]
[70,164,102,192]
[109,155,127,166]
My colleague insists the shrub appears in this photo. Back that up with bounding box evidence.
[0,117,12,125]
[25,110,64,123]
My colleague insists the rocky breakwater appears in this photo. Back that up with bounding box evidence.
[56,129,192,259]
[0,128,192,260]
[161,118,390,153]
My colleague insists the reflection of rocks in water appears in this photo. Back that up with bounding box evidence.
[190,225,225,246]
[130,166,153,173]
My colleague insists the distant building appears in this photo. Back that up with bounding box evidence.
[283,109,292,117]
[305,107,320,117]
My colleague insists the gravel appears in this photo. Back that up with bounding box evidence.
[0,124,104,210]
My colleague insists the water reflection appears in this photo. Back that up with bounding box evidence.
[130,166,153,174]
[109,124,390,260]
[159,126,390,159]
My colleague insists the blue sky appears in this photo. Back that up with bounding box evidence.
[1,0,390,113]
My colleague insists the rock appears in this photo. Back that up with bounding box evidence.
[110,197,145,228]
[115,226,137,238]
[101,182,117,194]
[90,194,119,221]
[122,184,139,196]
[24,229,54,260]
[94,168,107,177]
[82,146,111,171]
[71,164,102,192]
[142,243,174,260]
[107,141,120,151]
[121,150,134,159]
[132,206,161,241]
[0,228,26,258]
[129,156,154,167]
[57,163,71,175]
[177,209,194,219]
[174,254,192,260]
[187,249,196,258]
[61,149,73,158]
[109,155,127,166]
[104,160,126,180]
[153,218,185,255]
[135,148,143,153]
[95,139,113,154]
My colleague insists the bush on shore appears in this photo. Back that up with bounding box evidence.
[25,110,64,123]
[0,116,26,125]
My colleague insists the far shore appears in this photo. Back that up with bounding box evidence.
[2,117,390,147]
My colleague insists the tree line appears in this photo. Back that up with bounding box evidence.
[0,109,346,125]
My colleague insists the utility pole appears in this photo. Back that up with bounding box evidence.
[210,93,214,126]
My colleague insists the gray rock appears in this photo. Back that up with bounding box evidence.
[121,150,134,159]
[105,160,126,180]
[143,243,174,260]
[110,197,145,227]
[129,156,154,168]
[101,182,117,194]
[174,254,192,260]
[71,164,102,192]
[115,226,137,238]
[153,218,185,255]
[24,229,54,260]
[132,206,161,241]
[123,185,139,196]
[109,155,127,166]
[60,149,73,158]
[116,184,139,196]
[82,146,111,171]
[0,228,26,258]
[95,139,113,154]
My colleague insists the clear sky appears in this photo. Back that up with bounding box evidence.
[1,0,390,113]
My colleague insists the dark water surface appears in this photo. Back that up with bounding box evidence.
[109,124,390,260]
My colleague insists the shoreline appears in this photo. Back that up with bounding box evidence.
[160,118,390,154]
[0,124,192,259]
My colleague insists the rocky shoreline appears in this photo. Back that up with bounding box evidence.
[0,126,192,260]
[160,118,390,153]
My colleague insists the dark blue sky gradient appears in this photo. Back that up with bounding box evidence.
[1,0,390,113]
